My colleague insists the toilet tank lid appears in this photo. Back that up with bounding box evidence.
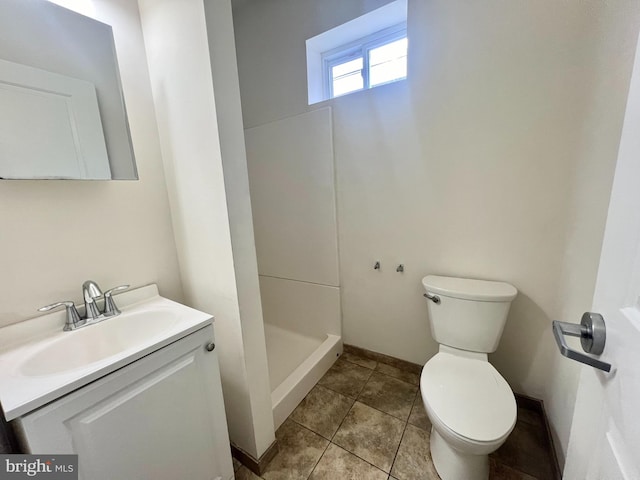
[422,275,517,302]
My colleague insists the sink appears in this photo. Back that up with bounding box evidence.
[0,285,215,421]
[20,308,179,376]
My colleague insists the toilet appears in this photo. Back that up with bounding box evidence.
[420,275,518,480]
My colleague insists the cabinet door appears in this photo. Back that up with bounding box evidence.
[17,325,232,480]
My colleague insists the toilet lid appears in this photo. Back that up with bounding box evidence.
[421,352,516,443]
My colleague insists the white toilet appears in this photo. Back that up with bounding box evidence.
[420,275,518,480]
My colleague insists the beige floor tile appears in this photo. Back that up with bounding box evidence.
[342,351,378,370]
[333,402,405,473]
[375,363,420,386]
[318,358,373,398]
[235,465,263,480]
[358,371,418,421]
[233,457,243,472]
[309,443,388,480]
[290,385,354,439]
[390,424,440,480]
[262,419,329,480]
[408,391,431,431]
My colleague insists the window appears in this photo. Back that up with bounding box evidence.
[323,25,407,99]
[306,0,408,104]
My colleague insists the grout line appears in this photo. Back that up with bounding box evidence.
[355,398,416,423]
[353,370,419,419]
[305,438,331,480]
[317,367,426,433]
[340,353,420,387]
[342,350,421,378]
[330,400,356,442]
[328,441,393,476]
[358,368,375,395]
[286,401,380,478]
[343,344,423,376]
[343,350,420,378]
[371,368,420,388]
[288,416,331,441]
[344,358,420,386]
[317,364,375,400]
[313,383,354,406]
[355,400,413,429]
[389,417,410,478]
[316,381,358,401]
[324,393,405,474]
[340,351,378,369]
[318,377,418,426]
[278,418,332,480]
[407,388,426,430]
[283,375,428,478]
[390,389,417,478]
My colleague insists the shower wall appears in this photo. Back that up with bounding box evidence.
[245,107,341,379]
[246,107,339,290]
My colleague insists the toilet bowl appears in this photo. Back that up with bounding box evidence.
[421,275,518,480]
[421,346,516,479]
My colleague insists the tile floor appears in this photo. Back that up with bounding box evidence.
[233,351,556,480]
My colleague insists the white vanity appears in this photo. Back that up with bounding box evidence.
[0,285,234,480]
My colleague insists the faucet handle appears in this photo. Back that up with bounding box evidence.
[104,285,130,296]
[39,301,85,331]
[103,285,130,316]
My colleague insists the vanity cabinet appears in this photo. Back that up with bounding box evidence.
[14,325,233,480]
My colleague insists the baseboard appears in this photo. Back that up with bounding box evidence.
[343,344,422,375]
[514,393,562,480]
[231,440,279,476]
[514,392,543,413]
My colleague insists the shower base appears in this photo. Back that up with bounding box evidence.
[264,323,342,429]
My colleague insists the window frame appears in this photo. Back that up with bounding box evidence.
[321,22,408,99]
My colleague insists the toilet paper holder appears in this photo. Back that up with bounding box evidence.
[552,312,611,372]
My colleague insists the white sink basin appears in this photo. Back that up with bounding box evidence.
[19,309,179,376]
[0,285,214,420]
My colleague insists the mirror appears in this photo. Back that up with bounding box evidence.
[0,0,138,180]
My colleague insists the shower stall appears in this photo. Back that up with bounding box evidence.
[245,107,342,428]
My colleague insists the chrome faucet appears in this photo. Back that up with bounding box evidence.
[39,281,130,331]
[83,280,103,320]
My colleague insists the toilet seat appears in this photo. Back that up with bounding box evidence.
[421,351,516,446]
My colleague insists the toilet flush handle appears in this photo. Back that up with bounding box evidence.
[423,293,441,304]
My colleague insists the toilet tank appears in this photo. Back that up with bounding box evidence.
[422,275,517,353]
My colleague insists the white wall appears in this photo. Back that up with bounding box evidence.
[232,0,640,465]
[0,0,183,328]
[203,0,276,458]
[138,0,275,460]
